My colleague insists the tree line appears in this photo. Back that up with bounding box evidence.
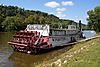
[0,5,86,32]
[87,6,100,32]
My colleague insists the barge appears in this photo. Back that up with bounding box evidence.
[8,24,83,54]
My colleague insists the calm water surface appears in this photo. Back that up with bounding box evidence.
[0,32,14,67]
[82,30,96,38]
[0,30,96,67]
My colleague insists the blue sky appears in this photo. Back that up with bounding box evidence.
[0,0,100,24]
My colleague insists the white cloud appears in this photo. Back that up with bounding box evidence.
[57,11,62,14]
[56,8,66,12]
[44,1,74,19]
[55,11,66,18]
[55,8,66,18]
[44,1,60,8]
[56,13,66,18]
[61,1,74,6]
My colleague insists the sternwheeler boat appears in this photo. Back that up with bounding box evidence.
[8,24,83,54]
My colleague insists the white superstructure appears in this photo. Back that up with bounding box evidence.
[26,24,81,47]
[26,24,49,36]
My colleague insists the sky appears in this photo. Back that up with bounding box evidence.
[0,0,100,24]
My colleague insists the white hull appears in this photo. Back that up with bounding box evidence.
[49,33,81,47]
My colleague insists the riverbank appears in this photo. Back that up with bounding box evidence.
[36,34,100,67]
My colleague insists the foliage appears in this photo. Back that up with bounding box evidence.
[0,5,86,32]
[87,6,100,32]
[0,15,4,31]
[2,16,25,31]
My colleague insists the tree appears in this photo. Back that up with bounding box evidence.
[87,6,100,32]
[0,5,86,31]
[14,16,25,30]
[25,15,35,24]
[2,17,15,31]
[2,16,25,31]
[0,15,4,31]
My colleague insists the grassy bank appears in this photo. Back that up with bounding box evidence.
[36,35,100,67]
[67,37,100,67]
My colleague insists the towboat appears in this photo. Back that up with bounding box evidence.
[8,24,83,54]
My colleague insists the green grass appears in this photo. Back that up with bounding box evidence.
[36,35,100,67]
[66,38,100,67]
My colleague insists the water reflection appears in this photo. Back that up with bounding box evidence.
[9,46,72,67]
[0,32,14,67]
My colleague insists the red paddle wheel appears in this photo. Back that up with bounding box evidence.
[8,30,50,54]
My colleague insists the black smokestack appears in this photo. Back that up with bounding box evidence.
[79,20,82,31]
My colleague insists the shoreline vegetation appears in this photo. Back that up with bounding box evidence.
[0,5,100,32]
[0,5,87,32]
[36,34,100,67]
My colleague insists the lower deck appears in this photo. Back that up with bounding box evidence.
[49,32,82,47]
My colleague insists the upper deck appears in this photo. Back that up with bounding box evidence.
[26,24,79,36]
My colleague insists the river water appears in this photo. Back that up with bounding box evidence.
[0,30,96,67]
